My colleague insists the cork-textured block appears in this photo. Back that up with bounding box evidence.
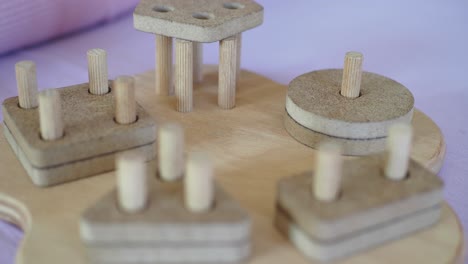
[286,69,414,139]
[133,0,264,42]
[284,111,386,156]
[2,82,156,168]
[81,179,251,263]
[275,203,441,262]
[276,154,443,241]
[3,124,155,187]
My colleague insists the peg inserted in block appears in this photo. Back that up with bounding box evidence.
[15,61,38,109]
[155,35,173,95]
[385,123,413,181]
[313,142,343,202]
[158,123,184,181]
[175,39,193,112]
[219,35,239,109]
[117,152,148,214]
[185,152,214,213]
[87,48,109,95]
[341,51,363,98]
[193,42,203,83]
[114,76,137,125]
[39,89,64,141]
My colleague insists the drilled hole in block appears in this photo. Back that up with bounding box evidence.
[223,2,245,9]
[192,12,215,20]
[153,5,174,13]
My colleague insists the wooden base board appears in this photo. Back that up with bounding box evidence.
[0,66,462,264]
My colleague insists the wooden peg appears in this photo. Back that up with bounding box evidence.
[236,33,242,84]
[117,152,148,214]
[156,35,173,95]
[39,89,64,141]
[15,61,38,109]
[341,51,363,99]
[175,39,193,112]
[114,76,137,125]
[185,152,214,213]
[219,35,239,109]
[87,48,109,95]
[313,142,343,202]
[193,42,204,83]
[385,123,413,181]
[158,123,184,181]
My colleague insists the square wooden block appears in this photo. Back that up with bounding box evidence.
[2,82,156,187]
[275,154,443,261]
[134,0,264,42]
[81,179,251,263]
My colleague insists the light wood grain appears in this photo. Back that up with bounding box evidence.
[385,123,413,181]
[219,36,238,109]
[175,39,193,112]
[185,152,214,213]
[87,49,109,95]
[38,89,63,141]
[193,42,204,83]
[0,66,462,264]
[313,142,343,202]
[114,76,137,125]
[155,35,173,95]
[158,123,184,182]
[15,61,38,109]
[341,52,363,98]
[116,152,148,214]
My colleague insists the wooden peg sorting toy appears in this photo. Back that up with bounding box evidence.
[284,51,414,155]
[313,142,343,202]
[39,89,64,141]
[114,76,137,125]
[15,61,38,109]
[158,123,184,181]
[385,123,413,181]
[193,42,204,83]
[341,51,363,99]
[133,0,264,112]
[87,48,109,95]
[116,152,148,214]
[236,33,242,84]
[219,35,239,109]
[175,39,193,112]
[185,152,214,213]
[155,35,173,95]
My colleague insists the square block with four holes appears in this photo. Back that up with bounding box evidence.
[134,0,264,42]
[275,154,444,262]
[80,180,252,264]
[2,82,156,187]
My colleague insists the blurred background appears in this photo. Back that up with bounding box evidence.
[0,0,467,263]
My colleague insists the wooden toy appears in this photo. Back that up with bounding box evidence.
[80,125,252,263]
[275,124,444,261]
[285,52,415,156]
[1,51,156,187]
[133,0,264,111]
[0,66,461,264]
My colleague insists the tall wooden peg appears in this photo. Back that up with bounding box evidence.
[158,123,184,181]
[117,152,148,214]
[114,76,137,125]
[15,61,38,109]
[219,35,239,109]
[193,42,204,83]
[156,35,173,95]
[185,152,214,213]
[313,142,343,202]
[175,39,193,112]
[87,48,109,95]
[39,89,64,141]
[385,123,413,181]
[341,51,363,99]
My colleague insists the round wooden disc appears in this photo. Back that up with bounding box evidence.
[287,69,414,139]
[0,66,461,264]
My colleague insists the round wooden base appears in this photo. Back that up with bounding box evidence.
[0,66,461,264]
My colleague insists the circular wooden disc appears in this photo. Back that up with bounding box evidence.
[0,66,460,264]
[287,69,414,139]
